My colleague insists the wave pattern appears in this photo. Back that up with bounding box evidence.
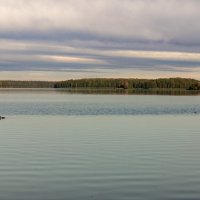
[0,116,200,200]
[0,92,200,115]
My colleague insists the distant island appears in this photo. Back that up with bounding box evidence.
[0,78,199,90]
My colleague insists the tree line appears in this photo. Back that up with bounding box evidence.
[54,78,200,90]
[0,78,199,90]
[0,81,55,88]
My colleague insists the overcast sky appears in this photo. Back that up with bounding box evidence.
[0,0,200,80]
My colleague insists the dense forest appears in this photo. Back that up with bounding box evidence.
[54,78,200,90]
[0,78,199,90]
[0,81,55,88]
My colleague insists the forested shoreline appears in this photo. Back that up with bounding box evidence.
[0,78,199,90]
[0,81,55,88]
[55,78,200,90]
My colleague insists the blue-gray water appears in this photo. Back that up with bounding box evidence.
[0,89,200,115]
[0,89,200,200]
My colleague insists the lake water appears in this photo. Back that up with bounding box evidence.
[0,89,200,200]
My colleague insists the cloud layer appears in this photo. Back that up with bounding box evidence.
[1,0,200,43]
[0,0,200,80]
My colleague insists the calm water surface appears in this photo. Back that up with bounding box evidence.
[0,89,200,200]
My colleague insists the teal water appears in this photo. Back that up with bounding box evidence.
[0,90,200,200]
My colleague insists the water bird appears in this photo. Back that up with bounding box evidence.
[0,116,5,120]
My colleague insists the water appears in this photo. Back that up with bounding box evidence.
[0,89,200,115]
[0,89,200,200]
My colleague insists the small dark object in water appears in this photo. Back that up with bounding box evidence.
[0,116,5,120]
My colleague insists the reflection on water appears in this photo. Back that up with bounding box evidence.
[57,88,200,96]
[0,88,199,95]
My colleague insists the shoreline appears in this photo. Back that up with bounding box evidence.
[0,87,199,96]
[0,78,199,95]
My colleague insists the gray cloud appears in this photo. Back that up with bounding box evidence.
[0,0,200,45]
[0,0,200,79]
[0,39,200,75]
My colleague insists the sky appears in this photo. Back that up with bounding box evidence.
[0,0,200,80]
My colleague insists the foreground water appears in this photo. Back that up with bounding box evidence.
[0,90,200,200]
